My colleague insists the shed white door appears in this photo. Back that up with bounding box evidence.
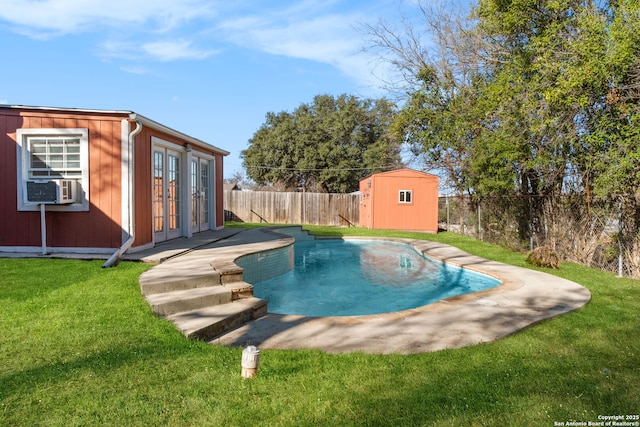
[191,157,211,233]
[153,147,182,242]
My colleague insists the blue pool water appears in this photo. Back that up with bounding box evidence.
[252,239,501,316]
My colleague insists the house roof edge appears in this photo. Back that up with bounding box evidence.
[129,113,230,156]
[0,104,230,156]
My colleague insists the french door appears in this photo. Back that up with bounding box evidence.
[191,157,211,233]
[153,147,182,242]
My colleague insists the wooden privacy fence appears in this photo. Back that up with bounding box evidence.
[224,191,361,226]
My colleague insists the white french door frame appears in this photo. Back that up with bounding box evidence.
[152,137,216,243]
[153,145,183,243]
[191,156,213,233]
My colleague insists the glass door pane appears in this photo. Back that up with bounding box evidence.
[154,148,182,242]
[168,153,180,230]
[190,157,211,233]
[191,159,198,229]
[153,150,164,235]
[167,150,181,240]
[199,159,210,231]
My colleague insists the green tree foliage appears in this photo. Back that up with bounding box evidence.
[374,0,640,202]
[469,0,587,197]
[241,94,402,193]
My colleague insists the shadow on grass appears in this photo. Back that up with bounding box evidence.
[0,344,167,399]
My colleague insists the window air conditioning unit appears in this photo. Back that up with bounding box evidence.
[26,180,77,204]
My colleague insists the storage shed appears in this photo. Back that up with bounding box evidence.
[0,105,229,263]
[359,168,439,233]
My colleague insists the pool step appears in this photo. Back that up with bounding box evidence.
[139,230,271,341]
[143,282,266,340]
[269,226,316,242]
[139,274,221,296]
[141,274,266,339]
[168,298,268,341]
[145,286,232,316]
[139,265,221,296]
[137,227,316,341]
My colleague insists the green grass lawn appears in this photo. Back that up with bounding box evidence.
[1,226,639,426]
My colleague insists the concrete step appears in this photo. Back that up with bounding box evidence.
[270,226,316,242]
[145,286,233,317]
[168,298,268,341]
[136,228,284,341]
[139,268,221,296]
[225,281,255,300]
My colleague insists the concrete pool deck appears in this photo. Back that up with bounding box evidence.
[134,227,592,354]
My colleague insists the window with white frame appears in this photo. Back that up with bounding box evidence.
[28,136,82,178]
[399,190,412,204]
[16,128,89,211]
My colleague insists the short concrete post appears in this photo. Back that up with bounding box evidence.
[241,345,260,379]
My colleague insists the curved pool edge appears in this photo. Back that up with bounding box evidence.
[212,233,592,354]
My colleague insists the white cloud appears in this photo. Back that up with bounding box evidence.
[232,15,355,61]
[217,5,382,88]
[119,65,151,75]
[0,0,391,86]
[142,40,219,61]
[0,0,221,64]
[100,38,220,62]
[0,0,216,37]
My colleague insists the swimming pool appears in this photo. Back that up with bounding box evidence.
[252,239,501,316]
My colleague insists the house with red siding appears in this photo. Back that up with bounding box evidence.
[0,105,228,264]
[359,168,439,233]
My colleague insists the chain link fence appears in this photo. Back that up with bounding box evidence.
[439,194,640,279]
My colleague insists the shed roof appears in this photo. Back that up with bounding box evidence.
[1,104,230,156]
[361,167,438,180]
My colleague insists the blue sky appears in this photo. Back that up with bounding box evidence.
[0,0,468,179]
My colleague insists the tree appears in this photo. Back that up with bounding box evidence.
[241,94,402,193]
[366,0,640,201]
[362,0,640,272]
[363,5,486,194]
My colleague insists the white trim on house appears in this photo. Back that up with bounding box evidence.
[151,136,185,153]
[0,245,114,255]
[133,113,229,156]
[15,127,90,212]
